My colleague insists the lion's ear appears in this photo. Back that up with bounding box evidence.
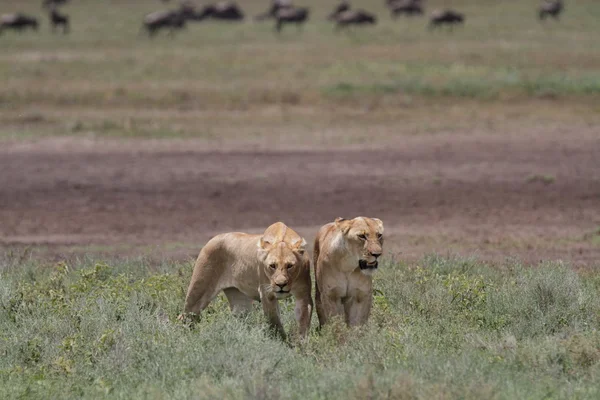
[257,237,272,260]
[257,237,272,250]
[335,217,351,234]
[372,218,384,233]
[292,237,307,256]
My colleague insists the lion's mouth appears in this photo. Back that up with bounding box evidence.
[274,290,291,299]
[359,260,378,270]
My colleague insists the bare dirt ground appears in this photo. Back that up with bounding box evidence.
[1,131,599,266]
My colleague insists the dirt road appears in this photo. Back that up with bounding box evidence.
[1,132,599,265]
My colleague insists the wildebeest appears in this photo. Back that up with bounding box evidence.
[0,13,39,34]
[255,0,293,21]
[42,0,69,9]
[429,9,464,29]
[275,7,309,33]
[327,1,350,21]
[333,9,377,30]
[142,9,186,37]
[389,0,424,18]
[194,1,245,21]
[539,0,563,20]
[49,8,69,34]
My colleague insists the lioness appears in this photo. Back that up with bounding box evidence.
[314,217,384,327]
[180,222,313,339]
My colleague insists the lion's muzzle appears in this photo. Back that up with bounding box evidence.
[359,259,378,271]
[273,288,291,299]
[272,280,291,296]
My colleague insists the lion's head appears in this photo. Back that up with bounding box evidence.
[257,222,307,299]
[335,216,384,275]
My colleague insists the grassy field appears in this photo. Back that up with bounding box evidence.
[1,0,600,143]
[2,2,600,398]
[1,253,600,399]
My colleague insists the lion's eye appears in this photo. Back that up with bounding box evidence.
[286,263,294,269]
[269,264,277,270]
[358,234,367,240]
[377,233,383,240]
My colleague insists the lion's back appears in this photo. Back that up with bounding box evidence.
[199,232,260,264]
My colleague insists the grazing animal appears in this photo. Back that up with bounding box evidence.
[142,9,186,37]
[334,9,377,30]
[314,217,384,327]
[539,0,563,20]
[178,1,200,20]
[195,1,245,21]
[49,8,69,34]
[42,0,69,9]
[0,13,39,34]
[389,0,424,18]
[255,0,293,21]
[327,0,351,21]
[429,9,464,29]
[179,222,313,339]
[275,7,309,33]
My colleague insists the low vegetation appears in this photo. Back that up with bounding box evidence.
[526,174,555,185]
[1,253,599,399]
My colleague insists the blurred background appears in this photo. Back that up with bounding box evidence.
[0,0,599,265]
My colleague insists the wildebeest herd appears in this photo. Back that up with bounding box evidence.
[0,0,566,37]
[1,0,69,35]
[139,0,566,36]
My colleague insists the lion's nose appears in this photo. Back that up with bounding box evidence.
[276,282,287,289]
[370,251,382,259]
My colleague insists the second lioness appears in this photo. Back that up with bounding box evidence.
[181,222,312,339]
[314,217,384,327]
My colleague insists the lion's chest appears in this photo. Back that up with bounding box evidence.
[326,270,371,301]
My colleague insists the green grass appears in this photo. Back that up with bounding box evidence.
[1,0,600,140]
[2,254,600,399]
[526,174,556,185]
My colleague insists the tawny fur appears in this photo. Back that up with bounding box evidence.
[314,217,384,327]
[180,222,312,339]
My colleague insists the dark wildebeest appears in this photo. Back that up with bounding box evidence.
[49,8,69,34]
[0,13,39,34]
[539,0,563,20]
[255,0,293,21]
[334,9,377,30]
[193,1,245,21]
[42,0,69,9]
[142,9,186,37]
[429,9,464,30]
[327,1,351,21]
[389,0,424,18]
[275,7,309,33]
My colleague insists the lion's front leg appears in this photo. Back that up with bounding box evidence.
[315,263,346,327]
[294,293,313,338]
[317,289,345,327]
[259,286,286,340]
[345,272,373,326]
[344,290,372,326]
